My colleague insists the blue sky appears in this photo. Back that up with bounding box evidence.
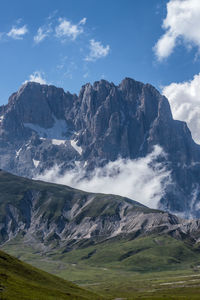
[1,0,200,118]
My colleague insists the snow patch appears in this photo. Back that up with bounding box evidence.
[24,117,67,139]
[0,115,4,123]
[16,148,22,158]
[33,159,40,168]
[74,161,81,167]
[84,161,88,167]
[51,139,66,145]
[70,140,82,155]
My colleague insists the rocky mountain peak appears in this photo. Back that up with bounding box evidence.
[119,77,144,91]
[0,78,200,217]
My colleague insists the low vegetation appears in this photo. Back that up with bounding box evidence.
[0,249,102,299]
[2,234,200,299]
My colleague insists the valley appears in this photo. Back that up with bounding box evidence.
[1,170,200,299]
[2,233,200,299]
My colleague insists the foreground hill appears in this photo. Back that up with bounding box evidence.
[0,249,102,300]
[0,78,200,217]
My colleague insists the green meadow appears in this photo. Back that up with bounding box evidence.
[2,234,200,299]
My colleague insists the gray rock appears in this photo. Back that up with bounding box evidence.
[0,79,200,217]
[0,170,200,251]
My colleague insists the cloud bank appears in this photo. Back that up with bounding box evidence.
[36,146,171,209]
[163,73,200,144]
[154,0,200,60]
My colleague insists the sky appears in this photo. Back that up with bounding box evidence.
[1,0,200,143]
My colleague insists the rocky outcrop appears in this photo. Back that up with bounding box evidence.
[1,170,200,251]
[0,79,200,217]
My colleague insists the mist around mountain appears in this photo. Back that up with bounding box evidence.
[0,78,200,218]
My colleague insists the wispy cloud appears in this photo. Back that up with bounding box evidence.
[55,17,86,40]
[47,10,58,21]
[63,61,77,79]
[24,71,47,85]
[78,17,87,25]
[154,0,200,61]
[85,39,110,61]
[36,146,171,209]
[83,72,89,78]
[7,25,28,40]
[34,25,52,44]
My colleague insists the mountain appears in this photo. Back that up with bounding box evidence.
[1,169,200,251]
[2,170,200,299]
[0,249,102,300]
[0,78,200,217]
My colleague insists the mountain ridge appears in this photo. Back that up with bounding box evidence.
[1,169,200,252]
[0,78,200,217]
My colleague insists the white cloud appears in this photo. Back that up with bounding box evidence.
[154,0,200,60]
[83,72,89,78]
[7,25,28,40]
[163,73,200,144]
[85,39,110,61]
[79,17,87,25]
[24,71,47,85]
[55,17,86,40]
[36,146,171,209]
[34,25,51,44]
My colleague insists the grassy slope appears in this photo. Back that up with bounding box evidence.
[0,249,103,300]
[3,234,200,299]
[2,170,200,298]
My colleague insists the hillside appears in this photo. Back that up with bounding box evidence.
[1,169,200,251]
[0,249,102,300]
[2,170,200,298]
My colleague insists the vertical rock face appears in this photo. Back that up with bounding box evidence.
[0,78,200,217]
[1,82,76,139]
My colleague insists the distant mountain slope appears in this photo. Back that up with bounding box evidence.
[0,78,200,216]
[0,249,102,300]
[1,169,200,252]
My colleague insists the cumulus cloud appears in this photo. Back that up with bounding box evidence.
[154,0,200,60]
[163,73,200,144]
[36,146,171,209]
[24,71,47,85]
[55,17,86,40]
[34,25,51,44]
[85,39,110,61]
[7,25,28,40]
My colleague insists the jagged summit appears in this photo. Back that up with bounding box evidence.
[0,77,200,217]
